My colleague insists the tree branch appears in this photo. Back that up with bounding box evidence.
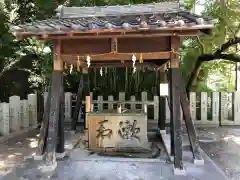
[187,36,240,91]
[0,58,21,78]
[216,37,240,54]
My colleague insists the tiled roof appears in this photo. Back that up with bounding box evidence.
[13,2,215,34]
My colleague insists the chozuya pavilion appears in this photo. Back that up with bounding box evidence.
[13,1,215,174]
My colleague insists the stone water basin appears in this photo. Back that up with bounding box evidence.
[86,109,149,153]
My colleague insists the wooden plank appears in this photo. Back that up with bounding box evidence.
[83,73,90,129]
[178,72,202,162]
[159,70,167,130]
[53,39,63,71]
[36,82,51,156]
[19,29,201,40]
[56,73,65,153]
[64,92,72,122]
[61,52,171,62]
[200,92,208,121]
[212,92,219,124]
[118,37,170,52]
[45,70,62,166]
[72,74,83,130]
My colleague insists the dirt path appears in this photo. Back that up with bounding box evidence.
[0,130,38,176]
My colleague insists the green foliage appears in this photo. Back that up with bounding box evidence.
[0,0,239,101]
[182,0,240,91]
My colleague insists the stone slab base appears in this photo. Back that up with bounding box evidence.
[159,129,167,134]
[69,130,76,135]
[33,155,43,161]
[173,167,186,175]
[39,162,58,172]
[56,152,67,159]
[194,158,204,165]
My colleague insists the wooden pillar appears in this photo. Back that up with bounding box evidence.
[179,72,202,163]
[35,82,51,159]
[72,73,83,130]
[83,68,90,129]
[169,36,183,171]
[56,73,65,154]
[44,39,64,167]
[158,66,167,132]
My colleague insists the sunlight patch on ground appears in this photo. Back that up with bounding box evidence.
[0,161,5,167]
[223,135,240,145]
[26,137,38,148]
[29,141,38,148]
[7,154,16,159]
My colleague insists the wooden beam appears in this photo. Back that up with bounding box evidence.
[178,71,203,162]
[45,70,62,167]
[60,52,171,62]
[170,36,181,68]
[169,68,183,171]
[83,70,90,129]
[169,35,183,171]
[56,73,65,154]
[53,39,63,71]
[111,38,118,52]
[158,65,167,131]
[72,73,84,131]
[15,28,207,40]
[64,61,165,69]
[35,82,51,157]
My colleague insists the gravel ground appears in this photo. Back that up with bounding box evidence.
[197,127,240,180]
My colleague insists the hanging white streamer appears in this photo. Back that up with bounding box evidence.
[100,67,103,76]
[86,55,91,67]
[70,64,73,74]
[132,54,136,73]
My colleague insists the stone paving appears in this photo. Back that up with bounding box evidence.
[0,128,82,178]
[0,129,38,176]
[198,127,240,180]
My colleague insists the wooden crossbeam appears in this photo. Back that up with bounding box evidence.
[60,52,171,62]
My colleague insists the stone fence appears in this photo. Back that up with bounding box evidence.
[0,94,37,136]
[1,91,239,136]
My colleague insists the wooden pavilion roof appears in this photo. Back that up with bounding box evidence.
[13,2,215,39]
